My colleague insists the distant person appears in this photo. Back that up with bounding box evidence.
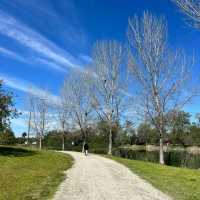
[84,143,89,156]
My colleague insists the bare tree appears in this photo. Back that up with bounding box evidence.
[31,94,49,150]
[90,40,126,155]
[172,0,200,28]
[128,12,194,164]
[25,91,36,146]
[57,102,70,151]
[62,69,93,152]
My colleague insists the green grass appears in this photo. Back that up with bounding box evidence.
[108,156,200,200]
[0,146,73,200]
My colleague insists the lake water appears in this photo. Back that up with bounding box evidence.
[112,148,200,169]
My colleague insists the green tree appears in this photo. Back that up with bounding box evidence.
[0,129,16,145]
[170,111,190,133]
[136,122,159,145]
[187,123,200,146]
[167,111,191,145]
[137,123,151,145]
[0,80,18,142]
[22,132,27,138]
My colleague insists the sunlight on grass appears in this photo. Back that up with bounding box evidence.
[0,146,73,200]
[108,156,200,200]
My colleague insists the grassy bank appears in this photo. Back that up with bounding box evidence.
[0,146,73,200]
[109,156,200,200]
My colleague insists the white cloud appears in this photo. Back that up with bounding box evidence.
[0,46,30,64]
[35,58,68,73]
[0,46,70,73]
[0,10,83,71]
[0,73,61,105]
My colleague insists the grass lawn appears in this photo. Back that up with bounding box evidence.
[0,146,73,200]
[109,156,200,200]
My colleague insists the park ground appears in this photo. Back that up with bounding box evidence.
[0,146,200,200]
[54,151,171,200]
[0,146,73,200]
[109,156,200,200]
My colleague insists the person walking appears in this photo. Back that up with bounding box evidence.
[84,143,89,156]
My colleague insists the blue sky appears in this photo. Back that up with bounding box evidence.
[0,0,199,136]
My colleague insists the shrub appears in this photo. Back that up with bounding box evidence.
[90,148,107,154]
[0,130,16,145]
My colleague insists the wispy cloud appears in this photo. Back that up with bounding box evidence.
[0,0,88,50]
[0,46,27,63]
[0,73,61,105]
[0,46,69,73]
[0,10,83,71]
[34,58,68,73]
[79,54,93,64]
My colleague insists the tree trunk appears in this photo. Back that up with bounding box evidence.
[82,138,86,153]
[27,132,29,146]
[27,111,32,146]
[159,135,164,164]
[108,128,112,155]
[39,136,42,150]
[62,134,65,151]
[62,121,65,151]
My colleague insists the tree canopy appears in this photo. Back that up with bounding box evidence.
[0,80,18,133]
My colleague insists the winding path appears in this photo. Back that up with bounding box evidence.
[54,151,172,200]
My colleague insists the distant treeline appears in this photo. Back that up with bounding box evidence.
[11,110,200,150]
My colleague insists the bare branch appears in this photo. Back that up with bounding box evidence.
[172,0,200,28]
[89,40,128,154]
[128,12,195,164]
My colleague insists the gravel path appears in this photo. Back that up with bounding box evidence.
[54,151,172,200]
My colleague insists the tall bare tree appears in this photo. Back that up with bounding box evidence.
[25,91,35,146]
[172,0,200,28]
[31,94,49,150]
[62,69,92,152]
[57,101,70,151]
[128,12,194,164]
[90,40,126,155]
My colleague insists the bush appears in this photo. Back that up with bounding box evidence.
[43,133,62,150]
[90,148,107,154]
[0,130,16,145]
